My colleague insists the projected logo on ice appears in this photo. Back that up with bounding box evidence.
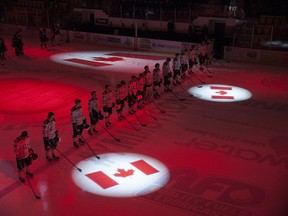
[188,84,252,102]
[50,51,167,72]
[72,153,170,197]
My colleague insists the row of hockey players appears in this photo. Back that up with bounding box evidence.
[13,64,155,182]
[72,64,156,147]
[67,41,214,149]
[12,64,149,182]
[13,40,214,182]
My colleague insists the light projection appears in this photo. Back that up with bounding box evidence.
[50,51,168,72]
[188,84,252,102]
[72,153,170,197]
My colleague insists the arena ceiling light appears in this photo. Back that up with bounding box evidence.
[50,51,168,72]
[188,84,252,102]
[72,152,170,197]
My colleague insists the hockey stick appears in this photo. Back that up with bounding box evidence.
[201,68,212,78]
[134,113,147,127]
[192,73,206,84]
[123,115,139,130]
[98,122,121,142]
[6,54,17,64]
[80,134,100,159]
[169,90,186,101]
[179,84,194,97]
[213,58,225,67]
[195,65,212,78]
[146,110,158,121]
[187,76,202,88]
[22,170,41,199]
[205,67,213,74]
[53,147,82,172]
[152,101,166,113]
[200,68,212,78]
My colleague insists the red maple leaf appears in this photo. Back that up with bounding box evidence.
[92,57,124,62]
[113,168,134,178]
[216,90,228,95]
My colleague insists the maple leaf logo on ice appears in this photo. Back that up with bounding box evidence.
[216,90,228,95]
[114,168,134,178]
[92,57,124,62]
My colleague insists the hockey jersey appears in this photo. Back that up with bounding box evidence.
[14,136,30,160]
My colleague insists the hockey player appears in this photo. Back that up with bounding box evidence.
[88,91,101,135]
[206,39,214,66]
[39,28,49,49]
[11,30,24,56]
[136,73,145,108]
[14,131,34,182]
[143,65,153,104]
[188,45,198,74]
[102,84,115,127]
[162,58,172,92]
[180,49,189,79]
[153,63,162,98]
[172,53,181,85]
[198,41,208,70]
[115,81,127,120]
[71,99,89,148]
[0,38,7,65]
[127,75,138,114]
[42,112,59,161]
[50,23,60,46]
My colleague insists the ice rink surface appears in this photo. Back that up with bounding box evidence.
[0,36,288,216]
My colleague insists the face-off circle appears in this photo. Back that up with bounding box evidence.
[72,153,170,197]
[188,84,252,102]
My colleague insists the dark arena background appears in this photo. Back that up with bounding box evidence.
[0,1,288,216]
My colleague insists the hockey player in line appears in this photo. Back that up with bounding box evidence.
[88,91,101,135]
[153,63,162,98]
[188,45,198,74]
[136,73,145,109]
[127,75,138,114]
[14,131,34,182]
[180,49,189,79]
[172,53,181,86]
[162,58,173,92]
[71,99,89,148]
[143,65,153,104]
[102,84,115,127]
[198,41,208,70]
[115,80,127,120]
[206,39,214,66]
[42,112,60,161]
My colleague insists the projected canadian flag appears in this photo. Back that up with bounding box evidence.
[85,159,159,189]
[210,86,234,100]
[72,153,169,197]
